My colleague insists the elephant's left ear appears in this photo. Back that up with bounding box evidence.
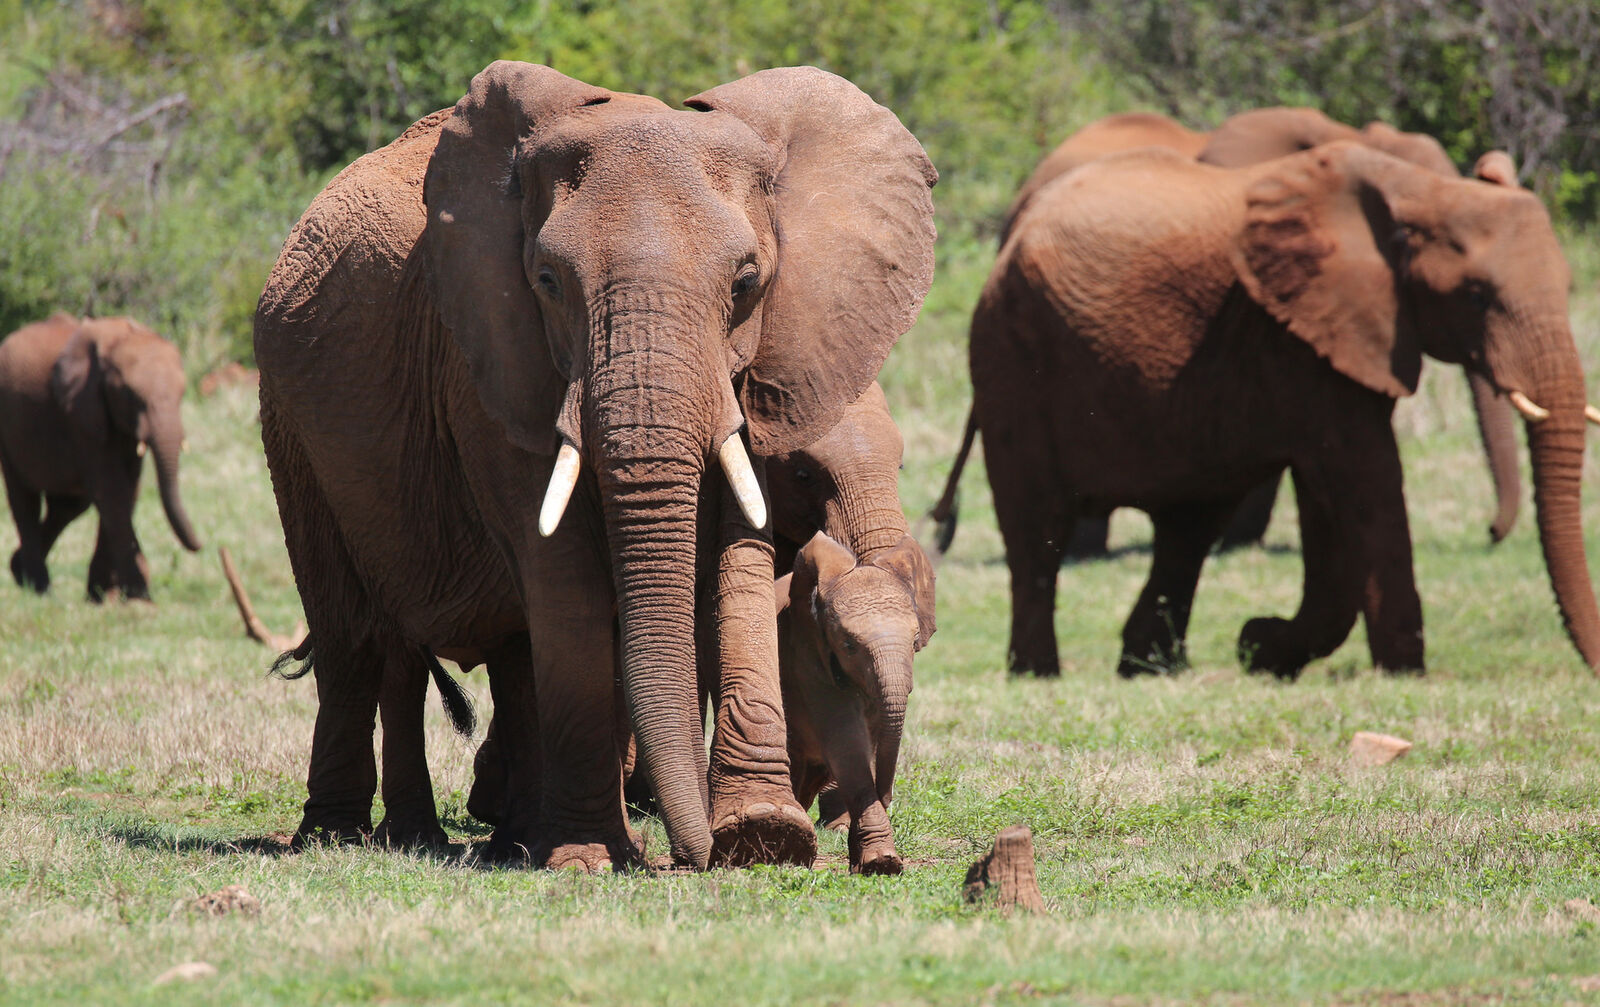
[875,534,937,651]
[685,68,937,455]
[50,327,108,443]
[1231,141,1426,399]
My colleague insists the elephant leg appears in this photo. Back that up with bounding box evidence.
[2,458,47,592]
[988,441,1076,677]
[297,635,382,845]
[1238,465,1365,679]
[86,486,148,602]
[1357,436,1425,672]
[812,779,850,831]
[1218,472,1280,551]
[467,714,507,827]
[707,478,816,869]
[1063,510,1111,561]
[373,646,448,850]
[1118,499,1237,677]
[39,494,90,557]
[486,542,635,872]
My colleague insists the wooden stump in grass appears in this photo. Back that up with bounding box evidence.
[963,824,1045,914]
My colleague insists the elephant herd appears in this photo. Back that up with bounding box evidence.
[2,61,1597,876]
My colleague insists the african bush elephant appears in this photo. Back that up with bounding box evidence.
[965,141,1600,680]
[254,62,936,870]
[777,530,933,875]
[933,108,1524,557]
[0,313,202,599]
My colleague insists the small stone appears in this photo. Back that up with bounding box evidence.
[963,824,1046,914]
[153,961,218,985]
[1122,836,1148,848]
[1349,731,1412,767]
[1565,898,1600,923]
[190,884,261,917]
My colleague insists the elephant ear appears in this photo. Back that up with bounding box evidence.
[1199,107,1353,168]
[774,572,794,617]
[685,67,938,455]
[1231,142,1428,399]
[873,534,937,651]
[423,61,614,454]
[49,326,108,444]
[791,531,859,625]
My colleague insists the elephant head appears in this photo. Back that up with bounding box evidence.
[780,531,935,821]
[49,317,202,552]
[1231,141,1600,669]
[421,63,936,866]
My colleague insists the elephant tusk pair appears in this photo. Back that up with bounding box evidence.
[1507,391,1600,426]
[537,433,767,537]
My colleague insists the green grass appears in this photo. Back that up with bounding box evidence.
[5,240,1600,1004]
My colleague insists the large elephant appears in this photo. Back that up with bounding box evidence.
[933,108,1524,556]
[254,62,937,870]
[965,140,1600,680]
[0,313,202,599]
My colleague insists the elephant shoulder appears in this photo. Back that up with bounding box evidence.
[257,113,451,350]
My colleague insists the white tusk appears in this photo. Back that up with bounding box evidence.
[135,441,147,457]
[538,441,581,537]
[1509,390,1550,422]
[1586,404,1600,427]
[718,433,767,529]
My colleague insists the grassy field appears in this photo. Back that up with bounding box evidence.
[4,233,1600,1005]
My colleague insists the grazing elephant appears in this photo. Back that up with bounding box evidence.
[933,108,1523,557]
[964,140,1600,680]
[0,313,202,599]
[254,62,936,870]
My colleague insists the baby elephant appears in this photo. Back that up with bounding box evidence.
[0,314,201,599]
[777,529,934,875]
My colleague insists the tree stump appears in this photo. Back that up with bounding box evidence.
[963,824,1045,914]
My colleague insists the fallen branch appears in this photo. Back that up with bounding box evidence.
[219,546,305,651]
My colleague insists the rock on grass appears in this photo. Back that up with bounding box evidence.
[1349,731,1412,767]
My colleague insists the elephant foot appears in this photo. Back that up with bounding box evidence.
[847,803,902,875]
[466,765,505,829]
[710,802,817,868]
[480,826,642,872]
[1006,650,1061,678]
[372,813,449,851]
[1116,647,1185,679]
[853,843,904,876]
[10,551,47,593]
[291,822,371,851]
[1238,617,1308,680]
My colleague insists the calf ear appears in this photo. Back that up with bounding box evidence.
[791,532,858,624]
[774,572,794,617]
[1474,151,1518,187]
[874,534,937,650]
[50,327,108,444]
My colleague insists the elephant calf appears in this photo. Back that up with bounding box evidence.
[0,313,201,600]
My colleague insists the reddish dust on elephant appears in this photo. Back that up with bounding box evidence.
[933,107,1527,560]
[0,313,201,601]
[954,140,1600,682]
[254,62,936,870]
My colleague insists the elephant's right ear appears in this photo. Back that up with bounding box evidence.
[1231,142,1429,399]
[423,61,613,454]
[791,531,858,624]
[1474,151,1519,188]
[686,68,937,455]
[50,327,108,443]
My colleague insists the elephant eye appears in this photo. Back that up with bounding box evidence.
[1467,283,1494,310]
[828,653,851,689]
[794,466,810,481]
[732,265,760,298]
[535,267,561,298]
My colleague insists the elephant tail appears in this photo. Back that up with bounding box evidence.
[425,652,476,737]
[926,407,977,555]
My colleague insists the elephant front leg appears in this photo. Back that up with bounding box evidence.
[1356,434,1424,673]
[86,497,149,602]
[706,480,816,868]
[1,460,47,592]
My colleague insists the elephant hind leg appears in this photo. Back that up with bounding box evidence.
[988,441,1077,678]
[1217,472,1280,551]
[1118,499,1238,677]
[2,457,46,592]
[372,643,452,850]
[39,494,90,558]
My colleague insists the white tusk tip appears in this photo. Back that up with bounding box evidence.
[1586,404,1600,427]
[718,434,767,529]
[135,441,146,457]
[538,442,582,538]
[1509,390,1551,422]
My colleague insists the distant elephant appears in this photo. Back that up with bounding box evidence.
[254,62,936,869]
[933,108,1524,557]
[0,313,202,599]
[962,140,1600,680]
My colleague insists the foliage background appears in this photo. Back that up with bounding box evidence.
[1,0,1596,364]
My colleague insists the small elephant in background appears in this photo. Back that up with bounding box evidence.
[0,313,201,600]
[777,529,933,875]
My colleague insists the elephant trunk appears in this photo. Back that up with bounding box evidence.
[586,300,722,870]
[1518,340,1600,671]
[869,645,913,809]
[1467,372,1522,544]
[147,412,201,552]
